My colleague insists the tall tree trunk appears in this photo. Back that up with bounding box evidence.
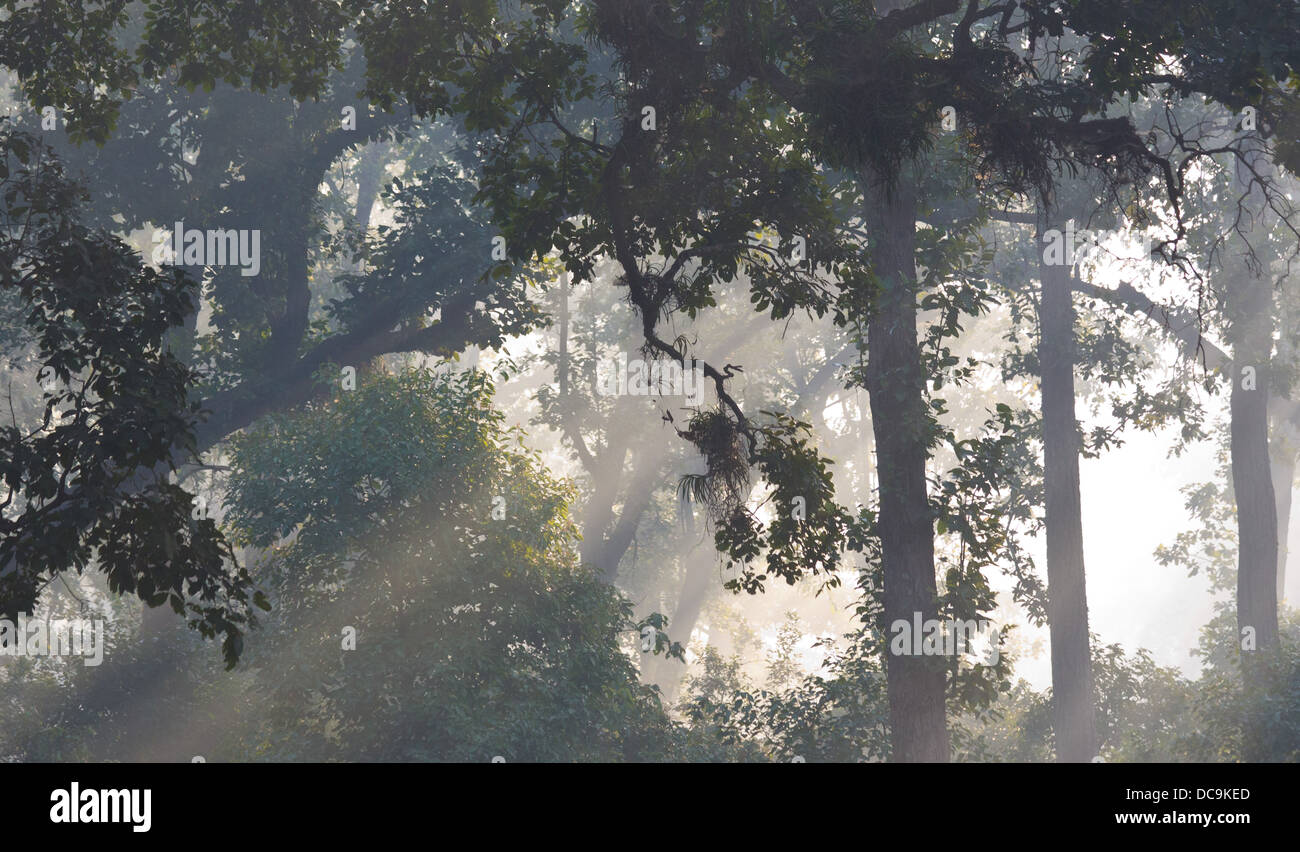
[354,141,387,234]
[1229,306,1279,652]
[558,272,570,399]
[1268,295,1299,604]
[579,434,629,565]
[643,541,714,702]
[862,168,949,762]
[350,140,388,275]
[593,447,662,583]
[1228,149,1280,654]
[1036,207,1098,762]
[1274,452,1294,606]
[1269,419,1296,604]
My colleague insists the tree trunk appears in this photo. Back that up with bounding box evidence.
[1229,308,1279,652]
[1274,457,1294,608]
[862,168,949,762]
[593,447,662,583]
[1228,149,1280,653]
[643,541,714,702]
[354,141,387,234]
[1263,411,1294,603]
[1037,208,1098,762]
[579,435,629,566]
[1268,313,1299,604]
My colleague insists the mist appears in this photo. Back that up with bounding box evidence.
[2,0,1299,769]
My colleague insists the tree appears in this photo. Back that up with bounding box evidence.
[0,123,257,665]
[216,365,706,760]
[4,0,1300,763]
[0,10,545,659]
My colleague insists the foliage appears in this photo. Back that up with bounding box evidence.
[0,123,256,666]
[221,366,703,760]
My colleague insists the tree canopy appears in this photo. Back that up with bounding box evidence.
[2,0,1300,765]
